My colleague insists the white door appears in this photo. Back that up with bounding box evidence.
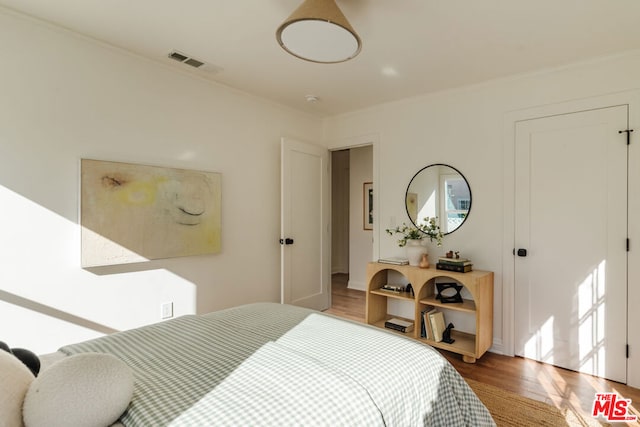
[281,137,330,310]
[514,106,628,383]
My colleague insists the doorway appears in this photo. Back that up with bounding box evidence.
[330,145,373,315]
[513,105,628,383]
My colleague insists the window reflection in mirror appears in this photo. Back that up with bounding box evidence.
[406,164,471,234]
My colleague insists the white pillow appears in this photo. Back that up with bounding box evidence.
[0,350,34,427]
[23,353,134,427]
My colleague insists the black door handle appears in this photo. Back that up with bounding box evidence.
[515,248,527,257]
[279,238,294,245]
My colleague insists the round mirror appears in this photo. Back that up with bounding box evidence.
[405,164,471,235]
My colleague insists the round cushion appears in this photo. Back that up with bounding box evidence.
[0,350,35,427]
[23,353,134,427]
[11,348,41,377]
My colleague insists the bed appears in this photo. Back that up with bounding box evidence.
[56,302,494,426]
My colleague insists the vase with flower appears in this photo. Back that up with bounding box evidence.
[385,217,443,266]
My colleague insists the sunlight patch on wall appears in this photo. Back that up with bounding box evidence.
[524,315,555,364]
[418,189,436,222]
[0,184,198,353]
[578,260,606,377]
[0,184,77,281]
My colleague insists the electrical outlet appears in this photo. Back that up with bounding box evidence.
[161,302,173,319]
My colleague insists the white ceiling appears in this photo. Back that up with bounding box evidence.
[3,0,640,117]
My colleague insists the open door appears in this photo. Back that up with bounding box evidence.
[281,137,330,310]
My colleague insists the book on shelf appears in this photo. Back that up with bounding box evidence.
[436,263,473,273]
[384,318,414,333]
[378,257,409,265]
[379,284,404,294]
[422,308,438,340]
[429,311,446,342]
[438,257,472,266]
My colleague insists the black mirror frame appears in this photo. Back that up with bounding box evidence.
[405,163,472,236]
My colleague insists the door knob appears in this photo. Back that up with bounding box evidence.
[279,238,294,245]
[513,248,527,257]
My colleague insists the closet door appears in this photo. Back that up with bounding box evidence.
[514,105,628,383]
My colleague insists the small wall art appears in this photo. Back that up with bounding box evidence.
[81,159,221,267]
[406,192,418,223]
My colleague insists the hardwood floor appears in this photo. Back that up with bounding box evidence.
[325,273,640,425]
[324,273,365,322]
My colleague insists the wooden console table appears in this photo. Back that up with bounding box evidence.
[366,262,494,363]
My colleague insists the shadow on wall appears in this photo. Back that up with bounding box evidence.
[0,289,119,335]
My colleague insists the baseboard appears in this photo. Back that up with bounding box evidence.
[347,280,366,291]
[489,338,504,355]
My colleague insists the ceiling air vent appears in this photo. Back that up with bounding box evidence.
[167,50,222,74]
[168,50,205,69]
[184,58,204,68]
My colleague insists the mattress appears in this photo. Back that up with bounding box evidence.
[59,302,494,426]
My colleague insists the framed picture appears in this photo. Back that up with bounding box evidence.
[363,182,373,230]
[80,159,222,267]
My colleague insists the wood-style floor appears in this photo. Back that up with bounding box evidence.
[325,273,640,425]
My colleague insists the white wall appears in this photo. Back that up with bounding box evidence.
[348,146,373,290]
[325,50,640,354]
[0,9,323,354]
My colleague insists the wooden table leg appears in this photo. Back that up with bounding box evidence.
[462,355,477,364]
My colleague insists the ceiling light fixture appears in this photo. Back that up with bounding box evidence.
[276,0,362,64]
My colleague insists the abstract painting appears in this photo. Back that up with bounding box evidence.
[81,159,221,267]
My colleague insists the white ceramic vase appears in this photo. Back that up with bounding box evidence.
[405,239,426,266]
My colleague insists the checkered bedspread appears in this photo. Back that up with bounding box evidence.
[60,303,494,426]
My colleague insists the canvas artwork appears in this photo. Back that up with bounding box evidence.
[81,159,221,267]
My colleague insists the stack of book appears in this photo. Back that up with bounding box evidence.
[421,308,447,342]
[436,257,473,273]
[384,318,414,333]
[378,257,409,265]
